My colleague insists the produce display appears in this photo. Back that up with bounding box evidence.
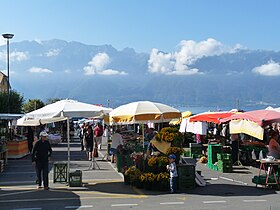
[123,127,192,191]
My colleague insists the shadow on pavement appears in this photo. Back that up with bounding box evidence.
[83,182,139,195]
[186,183,278,196]
[0,187,82,210]
[82,181,279,197]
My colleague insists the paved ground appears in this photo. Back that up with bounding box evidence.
[0,137,279,210]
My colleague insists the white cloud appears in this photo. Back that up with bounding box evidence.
[28,67,53,73]
[252,60,280,76]
[99,69,127,75]
[0,51,29,62]
[148,49,174,74]
[148,38,243,75]
[45,49,60,57]
[84,53,127,75]
[0,37,5,46]
[10,51,29,61]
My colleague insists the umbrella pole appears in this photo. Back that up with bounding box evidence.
[67,118,70,183]
[142,124,145,150]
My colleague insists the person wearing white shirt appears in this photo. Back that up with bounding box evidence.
[110,129,123,163]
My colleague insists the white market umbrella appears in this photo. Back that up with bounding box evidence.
[17,99,112,126]
[17,99,112,180]
[109,101,181,124]
[110,101,181,149]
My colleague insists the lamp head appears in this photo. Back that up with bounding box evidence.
[2,33,14,39]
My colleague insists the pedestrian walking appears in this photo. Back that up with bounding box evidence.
[167,154,178,193]
[31,131,52,190]
[94,122,103,150]
[84,124,94,160]
[79,123,86,151]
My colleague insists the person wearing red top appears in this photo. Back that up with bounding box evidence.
[94,122,103,150]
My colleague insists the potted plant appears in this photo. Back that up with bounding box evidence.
[140,172,156,190]
[148,156,169,173]
[156,172,170,191]
[125,166,142,187]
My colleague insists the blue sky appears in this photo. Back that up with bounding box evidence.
[0,0,279,53]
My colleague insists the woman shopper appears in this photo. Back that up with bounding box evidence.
[94,122,103,150]
[85,124,94,161]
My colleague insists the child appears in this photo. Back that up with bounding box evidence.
[167,154,178,193]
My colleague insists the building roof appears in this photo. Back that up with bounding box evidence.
[0,71,7,82]
[0,114,23,120]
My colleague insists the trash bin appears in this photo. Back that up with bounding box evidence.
[53,162,68,183]
[69,170,82,187]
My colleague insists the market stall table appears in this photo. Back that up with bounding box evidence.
[7,139,28,159]
[48,134,62,144]
[253,159,280,190]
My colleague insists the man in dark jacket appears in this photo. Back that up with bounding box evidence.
[31,131,52,190]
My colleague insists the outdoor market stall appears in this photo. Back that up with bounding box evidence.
[220,109,280,186]
[0,114,26,159]
[0,114,24,171]
[220,109,280,140]
[180,111,236,142]
[110,101,196,191]
[16,99,112,183]
[219,109,280,164]
[180,110,239,172]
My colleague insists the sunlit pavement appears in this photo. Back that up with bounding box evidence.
[0,139,280,210]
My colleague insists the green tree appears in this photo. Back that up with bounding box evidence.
[46,98,62,105]
[0,90,24,113]
[23,99,45,113]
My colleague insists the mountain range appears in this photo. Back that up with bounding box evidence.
[0,39,280,111]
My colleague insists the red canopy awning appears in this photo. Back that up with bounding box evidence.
[220,109,280,127]
[189,111,236,124]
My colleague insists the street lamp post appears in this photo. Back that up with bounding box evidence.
[2,33,14,113]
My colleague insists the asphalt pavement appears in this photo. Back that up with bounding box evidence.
[0,137,280,210]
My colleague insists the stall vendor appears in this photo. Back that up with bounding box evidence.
[268,130,280,159]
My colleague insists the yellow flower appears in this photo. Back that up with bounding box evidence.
[166,147,184,156]
[147,156,169,167]
[148,156,157,167]
[155,127,183,143]
[156,172,170,182]
[140,173,156,182]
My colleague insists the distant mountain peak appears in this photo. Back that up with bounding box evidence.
[0,38,279,109]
